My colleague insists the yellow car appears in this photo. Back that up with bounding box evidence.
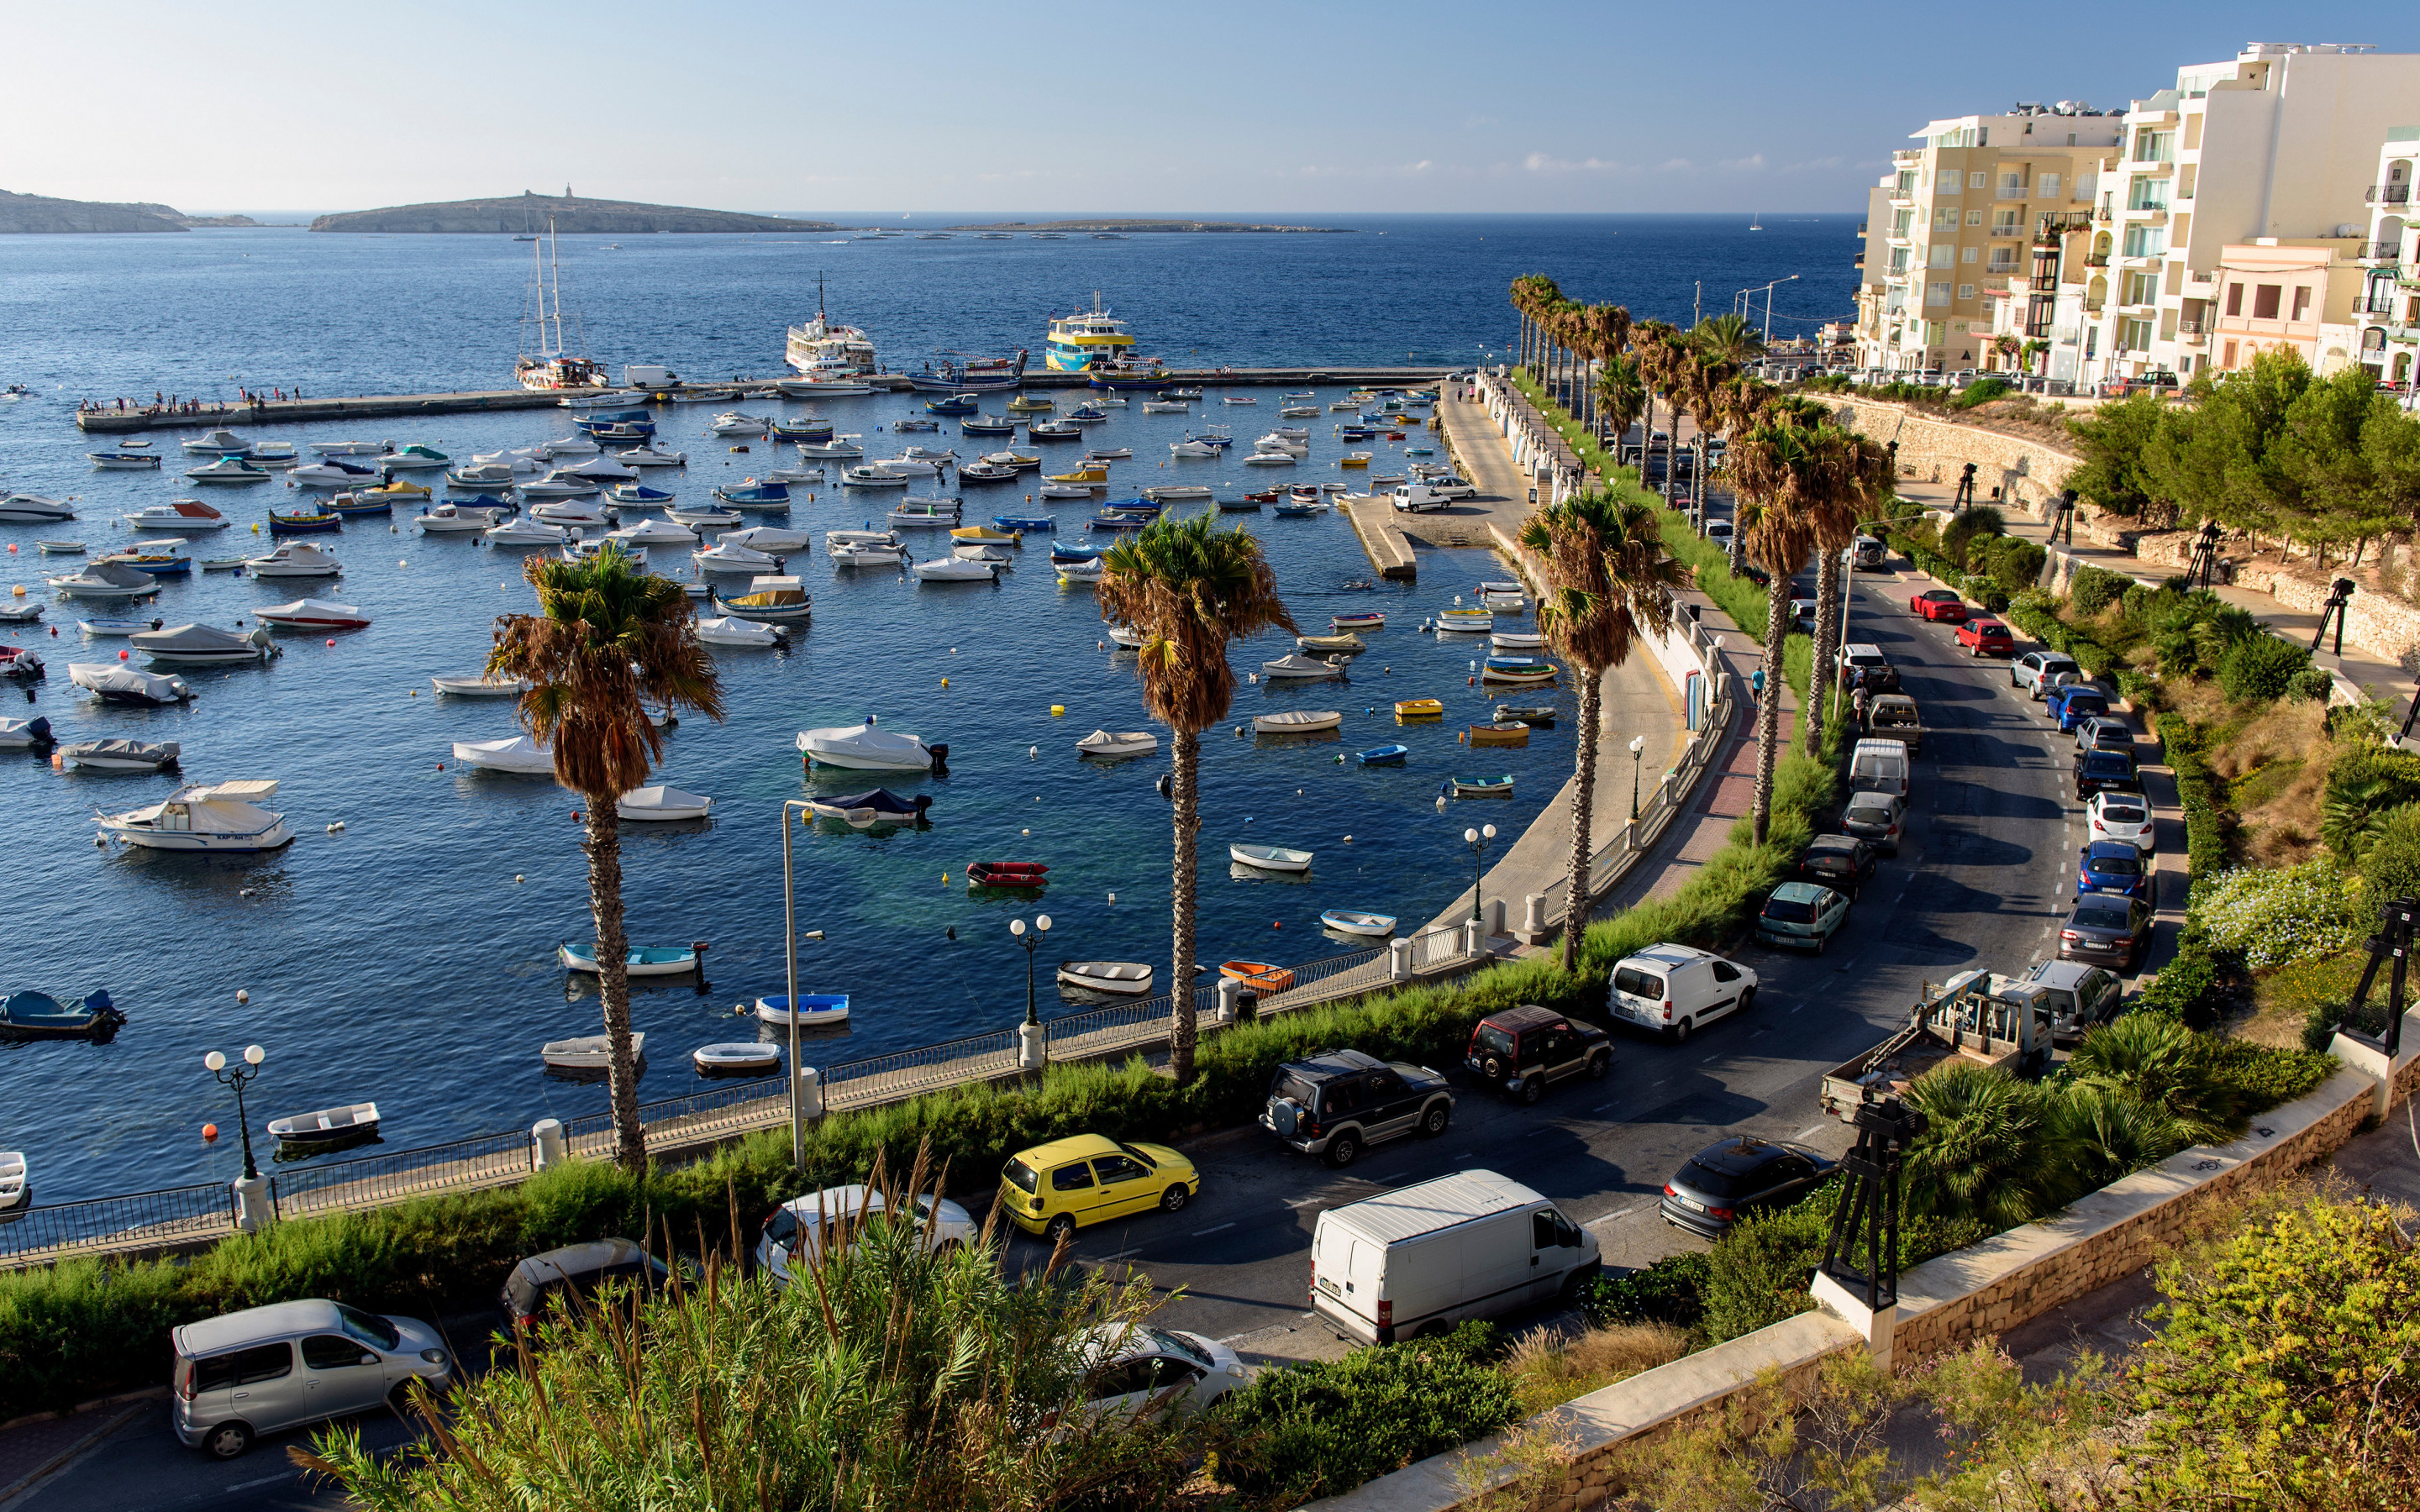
[998,1134,1200,1242]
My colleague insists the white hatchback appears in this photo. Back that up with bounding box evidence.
[1080,1323,1250,1419]
[755,1184,976,1289]
[1607,943,1760,1044]
[2086,790,2155,853]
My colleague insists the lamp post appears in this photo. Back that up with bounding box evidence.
[1628,734,1647,821]
[1464,823,1497,925]
[1010,914,1052,1025]
[203,1044,266,1182]
[778,801,829,1170]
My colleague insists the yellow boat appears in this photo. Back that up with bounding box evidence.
[1007,394,1055,412]
[950,525,1020,543]
[1047,465,1108,484]
[1394,698,1444,719]
[364,480,430,500]
[1467,722,1531,748]
[1339,453,1370,468]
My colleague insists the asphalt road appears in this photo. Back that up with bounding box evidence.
[8,559,2083,1512]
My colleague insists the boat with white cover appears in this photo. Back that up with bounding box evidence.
[530,500,611,526]
[913,556,997,581]
[185,456,274,485]
[606,517,700,547]
[60,738,181,771]
[693,541,781,573]
[89,451,161,470]
[0,1152,24,1212]
[485,517,570,546]
[292,460,381,486]
[830,542,906,567]
[1230,843,1313,872]
[1056,961,1152,996]
[243,543,342,576]
[538,435,601,457]
[267,1102,380,1149]
[542,1032,645,1074]
[69,663,189,705]
[180,428,256,455]
[565,455,639,481]
[665,504,742,528]
[123,501,229,532]
[430,674,531,697]
[710,412,772,436]
[1261,654,1347,680]
[694,615,787,647]
[721,525,814,552]
[309,440,382,456]
[519,470,602,500]
[47,562,161,599]
[795,718,942,772]
[132,623,278,664]
[0,495,76,524]
[1077,729,1158,758]
[1252,709,1342,735]
[373,444,449,470]
[451,735,555,774]
[97,780,291,852]
[617,445,687,467]
[693,1042,783,1077]
[617,785,714,822]
[255,598,371,630]
[0,717,54,748]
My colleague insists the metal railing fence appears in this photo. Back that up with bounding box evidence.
[0,1181,235,1262]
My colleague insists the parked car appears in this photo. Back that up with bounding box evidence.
[999,1134,1202,1242]
[2022,958,2128,1039]
[1607,942,1759,1044]
[1756,880,1852,953]
[1791,597,1819,633]
[2075,748,2143,799]
[1420,475,1476,499]
[2075,716,2134,757]
[1842,790,1905,854]
[172,1299,455,1460]
[1078,1323,1249,1420]
[2060,895,2154,973]
[1797,833,1877,900]
[1849,737,1912,799]
[1311,1171,1600,1344]
[1735,561,1771,587]
[1705,520,1734,546]
[1865,693,1923,753]
[1839,643,1901,693]
[1465,1005,1612,1103]
[1954,617,2013,656]
[756,1185,976,1289]
[1910,588,1968,623]
[2012,651,2081,698]
[2078,840,2153,903]
[1660,1137,1837,1241]
[2086,790,2155,851]
[1260,1048,1454,1168]
[1850,536,1888,570]
[500,1238,679,1331]
[2049,682,2112,732]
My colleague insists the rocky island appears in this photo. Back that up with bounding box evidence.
[311,190,829,234]
[944,218,1348,234]
[0,190,259,234]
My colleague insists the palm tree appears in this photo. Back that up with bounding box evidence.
[487,549,723,1170]
[1097,516,1294,1084]
[1520,494,1690,969]
[1593,353,1647,466]
[1691,312,1765,369]
[1728,420,1824,846]
[1629,323,1679,492]
[2067,1016,2240,1146]
[1904,1063,2048,1229]
[1799,431,1891,755]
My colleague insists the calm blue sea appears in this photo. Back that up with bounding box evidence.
[0,214,1854,1202]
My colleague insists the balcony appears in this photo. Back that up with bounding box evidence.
[2360,241,2402,262]
[2361,296,2402,316]
[2130,160,2175,176]
[2367,183,2412,205]
[2084,252,2110,267]
[2179,321,2207,344]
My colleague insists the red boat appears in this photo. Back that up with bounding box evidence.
[967,861,1049,888]
[1386,432,1407,440]
[1242,489,1282,502]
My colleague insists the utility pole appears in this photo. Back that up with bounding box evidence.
[1694,281,1702,328]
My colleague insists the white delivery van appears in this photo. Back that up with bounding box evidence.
[623,364,677,388]
[1391,484,1453,513]
[1849,738,1910,800]
[1309,1170,1599,1345]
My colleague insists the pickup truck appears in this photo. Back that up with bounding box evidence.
[1818,969,2055,1121]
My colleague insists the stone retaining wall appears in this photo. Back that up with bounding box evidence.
[1819,397,2080,519]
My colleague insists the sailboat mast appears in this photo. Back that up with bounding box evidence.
[546,218,564,358]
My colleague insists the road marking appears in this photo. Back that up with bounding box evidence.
[1285,1194,1331,1208]
[1192,1222,1236,1237]
[1592,1102,1614,1112]
[1099,1248,1144,1262]
[227,1475,292,1492]
[1794,1123,1828,1140]
[1452,1150,1476,1159]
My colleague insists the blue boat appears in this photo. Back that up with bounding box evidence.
[323,492,395,515]
[992,515,1054,533]
[610,485,677,506]
[556,941,701,976]
[1339,428,1378,441]
[117,554,192,577]
[1088,370,1175,392]
[1273,503,1323,517]
[587,423,654,444]
[960,417,1018,436]
[1049,544,1096,564]
[713,482,792,506]
[441,494,513,513]
[267,509,342,534]
[1088,512,1154,531]
[1065,404,1109,422]
[1357,743,1410,766]
[576,409,654,428]
[755,993,850,1026]
[1099,498,1160,514]
[924,394,980,416]
[0,989,124,1042]
[772,418,834,440]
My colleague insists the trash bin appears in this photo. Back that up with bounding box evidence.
[1685,603,1702,624]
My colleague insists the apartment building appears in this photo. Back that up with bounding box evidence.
[1852,108,2121,372]
[2358,128,2420,391]
[2206,239,2367,373]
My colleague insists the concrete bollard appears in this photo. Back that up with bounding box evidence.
[1215,976,1246,1026]
[531,1117,566,1171]
[1018,1020,1047,1071]
[1462,919,1483,958]
[232,1174,272,1234]
[796,1065,825,1121]
[1523,892,1547,937]
[1389,936,1415,982]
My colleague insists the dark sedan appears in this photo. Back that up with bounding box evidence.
[1797,834,1878,900]
[2075,749,2143,800]
[1660,1137,1836,1240]
[2060,894,2153,970]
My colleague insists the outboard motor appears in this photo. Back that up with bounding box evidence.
[26,717,50,743]
[927,743,949,774]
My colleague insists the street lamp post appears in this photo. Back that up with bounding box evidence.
[1628,734,1648,821]
[778,801,829,1170]
[1464,824,1497,926]
[1010,915,1052,1025]
[203,1044,266,1183]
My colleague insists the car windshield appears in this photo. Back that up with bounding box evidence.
[2074,904,2133,931]
[1848,801,1892,821]
[2100,805,2147,825]
[335,1304,400,1352]
[2091,853,2141,876]
[1764,899,1817,923]
[1149,1327,1211,1366]
[1003,1159,1039,1194]
[1678,1157,1764,1200]
[1474,1025,1516,1057]
[1613,967,1665,1000]
[1117,1142,1160,1169]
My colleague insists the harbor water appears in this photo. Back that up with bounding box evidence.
[0,215,1854,1201]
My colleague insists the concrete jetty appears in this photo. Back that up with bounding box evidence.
[72,367,1452,434]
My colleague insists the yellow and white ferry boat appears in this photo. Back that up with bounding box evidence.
[1045,292,1137,372]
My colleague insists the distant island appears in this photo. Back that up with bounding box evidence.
[311,190,830,234]
[0,190,260,234]
[940,218,1349,234]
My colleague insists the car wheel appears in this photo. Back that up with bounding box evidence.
[387,1381,423,1420]
[1480,1054,1507,1084]
[1519,1076,1544,1105]
[203,1421,254,1461]
[1160,1184,1191,1214]
[1815,930,1828,956]
[1670,1017,1693,1045]
[1418,1100,1452,1136]
[1737,987,1757,1016]
[1560,1261,1603,1301]
[1325,1132,1361,1168]
[1586,1051,1612,1079]
[1044,1213,1077,1245]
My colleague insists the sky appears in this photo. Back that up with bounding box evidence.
[8,1,2410,218]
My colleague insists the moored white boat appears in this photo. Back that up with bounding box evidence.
[692,1042,782,1078]
[753,993,851,1026]
[243,543,343,576]
[131,623,278,664]
[1077,729,1158,758]
[1056,961,1152,996]
[123,501,229,532]
[694,615,787,648]
[60,738,182,771]
[254,597,371,631]
[795,718,941,772]
[1252,709,1342,735]
[720,525,813,552]
[266,1102,380,1148]
[913,556,997,581]
[559,942,698,976]
[617,785,714,822]
[1320,909,1397,937]
[485,517,570,546]
[451,735,555,774]
[1261,654,1347,680]
[430,673,531,697]
[1230,843,1313,872]
[47,562,162,599]
[542,1032,646,1074]
[69,662,187,705]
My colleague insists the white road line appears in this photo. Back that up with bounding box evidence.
[1099,1248,1144,1262]
[1794,1123,1828,1140]
[227,1475,292,1492]
[1790,1003,1804,1013]
[1284,1194,1329,1209]
[1451,1150,1476,1159]
[1192,1221,1236,1237]
[1591,1102,1614,1112]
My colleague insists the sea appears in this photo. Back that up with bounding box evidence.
[0,213,1856,1203]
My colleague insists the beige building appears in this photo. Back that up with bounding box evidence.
[2206,239,2366,374]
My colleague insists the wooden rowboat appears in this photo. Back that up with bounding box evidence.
[1319,910,1398,937]
[1393,698,1444,719]
[1468,722,1531,748]
[1220,960,1297,992]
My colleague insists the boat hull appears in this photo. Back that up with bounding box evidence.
[102,822,293,853]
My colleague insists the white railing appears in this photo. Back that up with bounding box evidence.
[1407,923,1472,973]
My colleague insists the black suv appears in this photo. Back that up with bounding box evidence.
[1464,1005,1612,1102]
[1796,834,1877,901]
[1260,1049,1454,1168]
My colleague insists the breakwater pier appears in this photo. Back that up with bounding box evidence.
[72,366,1452,434]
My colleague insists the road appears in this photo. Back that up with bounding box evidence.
[8,554,2091,1510]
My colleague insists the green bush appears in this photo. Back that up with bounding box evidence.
[2133,924,2231,1030]
[2216,633,2312,703]
[2070,564,2133,618]
[1702,1181,1983,1344]
[2195,858,2366,969]
[1580,1252,1710,1331]
[2158,715,2228,895]
[1939,507,2004,571]
[2115,669,2163,711]
[1949,378,2012,409]
[1212,1321,1520,1504]
[2358,805,2420,925]
[2286,667,2335,703]
[1981,536,2047,598]
[2300,997,2388,1053]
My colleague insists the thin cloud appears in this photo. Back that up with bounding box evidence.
[1523,151,1624,173]
[1717,153,1768,171]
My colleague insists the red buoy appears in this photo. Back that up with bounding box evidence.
[202,1123,219,1142]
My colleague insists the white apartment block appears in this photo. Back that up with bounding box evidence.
[2359,128,2420,393]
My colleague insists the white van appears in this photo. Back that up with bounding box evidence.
[1849,738,1911,800]
[1391,483,1454,513]
[1310,1170,1600,1345]
[171,1299,454,1459]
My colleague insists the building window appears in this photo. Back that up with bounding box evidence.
[2226,283,2244,317]
[2291,286,2311,321]
[1962,247,1978,263]
[1889,248,1910,275]
[1896,171,1917,196]
[1990,247,2018,271]
[1992,209,2020,235]
[1892,208,1913,234]
[2253,284,2281,319]
[2223,339,2238,367]
[1928,244,1954,268]
[2040,171,2061,195]
[1966,209,1983,227]
[2133,129,2174,164]
[2121,226,2168,258]
[2123,319,2154,351]
[1958,284,1975,300]
[1937,170,1960,192]
[1970,171,1988,188]
[2127,177,2170,211]
[1935,207,1960,228]
[1928,281,1951,305]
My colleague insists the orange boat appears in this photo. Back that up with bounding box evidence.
[1219,960,1296,992]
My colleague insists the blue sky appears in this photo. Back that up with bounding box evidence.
[10,2,2409,216]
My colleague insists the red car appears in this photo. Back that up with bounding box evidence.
[1956,617,2015,657]
[1911,589,1968,623]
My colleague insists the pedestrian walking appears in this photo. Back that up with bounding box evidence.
[1749,665,1765,705]
[1852,685,1870,726]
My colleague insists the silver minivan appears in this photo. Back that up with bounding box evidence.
[172,1298,453,1459]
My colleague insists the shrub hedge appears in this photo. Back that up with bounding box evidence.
[2217,633,2314,703]
[2156,714,2228,898]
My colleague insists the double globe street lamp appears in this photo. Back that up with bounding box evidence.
[203,1044,267,1183]
[1011,915,1053,1069]
[1465,824,1497,927]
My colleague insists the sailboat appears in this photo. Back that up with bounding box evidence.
[1749,213,1764,231]
[515,218,609,391]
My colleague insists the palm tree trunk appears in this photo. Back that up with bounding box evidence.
[1750,580,1791,848]
[1806,547,1841,756]
[1560,664,1602,971]
[1169,727,1202,1084]
[582,806,646,1172]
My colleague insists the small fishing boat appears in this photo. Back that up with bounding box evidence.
[830,542,907,567]
[1028,421,1082,441]
[1057,961,1151,996]
[0,495,76,523]
[181,428,255,455]
[1491,631,1547,651]
[723,525,815,552]
[1242,450,1296,466]
[617,445,690,466]
[805,787,932,826]
[664,505,742,529]
[1331,612,1385,631]
[1047,465,1108,485]
[1297,633,1365,654]
[1169,439,1220,458]
[950,524,1021,543]
[800,438,865,459]
[1143,484,1213,501]
[694,541,784,575]
[1077,729,1158,759]
[374,444,450,470]
[608,484,678,507]
[133,622,278,662]
[713,575,811,622]
[992,515,1053,533]
[1223,395,1258,406]
[1140,401,1188,414]
[0,646,44,680]
[48,561,163,599]
[1339,453,1371,469]
[960,461,1018,481]
[913,556,997,581]
[695,615,789,647]
[89,451,161,470]
[1434,609,1494,633]
[1253,710,1341,736]
[0,1152,24,1212]
[1056,558,1104,583]
[0,602,42,623]
[542,1032,646,1075]
[430,674,531,697]
[243,543,343,577]
[123,501,229,532]
[415,503,509,533]
[558,942,702,977]
[754,994,850,1027]
[693,1042,782,1078]
[59,739,181,772]
[1261,654,1346,681]
[0,990,125,1042]
[1007,393,1056,412]
[710,412,772,436]
[1468,722,1531,748]
[1483,657,1560,685]
[1449,774,1517,798]
[844,467,913,489]
[713,481,792,507]
[954,543,1014,564]
[1357,743,1410,765]
[616,785,714,822]
[1495,706,1557,726]
[1218,497,1262,512]
[967,860,1050,888]
[1281,405,1319,417]
[75,617,166,638]
[452,735,555,773]
[1481,593,1527,614]
[254,597,371,631]
[1273,502,1323,517]
[324,492,398,517]
[487,517,571,547]
[1229,843,1313,873]
[607,517,702,548]
[184,456,274,486]
[267,508,343,535]
[0,716,54,748]
[1039,483,1097,501]
[1220,960,1297,992]
[1320,909,1398,937]
[267,1103,381,1150]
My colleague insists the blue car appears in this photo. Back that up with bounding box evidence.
[2077,840,2152,903]
[2047,683,2110,732]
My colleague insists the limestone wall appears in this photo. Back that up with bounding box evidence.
[1819,397,2080,520]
